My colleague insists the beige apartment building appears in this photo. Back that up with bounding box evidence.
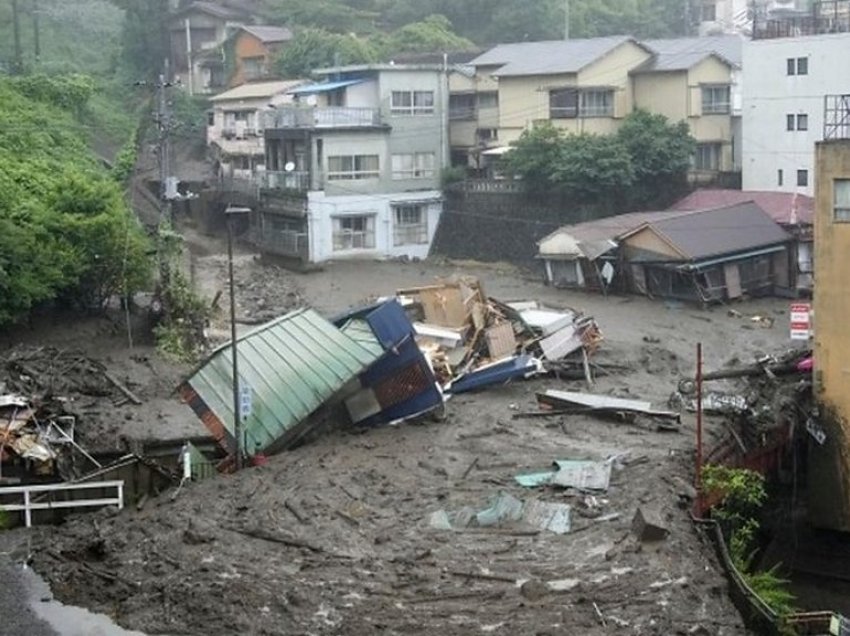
[452,35,743,181]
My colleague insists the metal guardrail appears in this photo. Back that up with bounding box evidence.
[1,480,124,527]
[263,106,383,129]
[825,94,850,140]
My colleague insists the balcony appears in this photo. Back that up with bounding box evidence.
[824,94,850,139]
[263,106,384,130]
[262,170,311,191]
[753,0,850,39]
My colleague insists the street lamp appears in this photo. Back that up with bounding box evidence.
[225,206,251,470]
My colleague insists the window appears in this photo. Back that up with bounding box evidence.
[477,92,499,109]
[549,88,578,119]
[242,56,265,80]
[391,90,435,115]
[778,169,784,186]
[835,179,850,222]
[393,204,428,245]
[797,169,808,187]
[797,113,808,131]
[391,153,436,179]
[786,114,795,131]
[693,143,721,171]
[787,113,808,130]
[579,89,614,117]
[701,1,717,21]
[327,155,380,180]
[787,57,808,75]
[333,215,375,250]
[477,128,498,141]
[449,93,476,120]
[207,111,215,126]
[702,85,730,114]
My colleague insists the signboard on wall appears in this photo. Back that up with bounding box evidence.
[790,302,812,341]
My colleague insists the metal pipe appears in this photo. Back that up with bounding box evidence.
[227,214,242,470]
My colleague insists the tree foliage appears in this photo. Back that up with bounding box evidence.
[275,27,379,78]
[379,15,476,55]
[0,78,151,326]
[505,112,691,211]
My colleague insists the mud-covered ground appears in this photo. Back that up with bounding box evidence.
[3,236,801,635]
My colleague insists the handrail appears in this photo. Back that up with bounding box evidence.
[0,480,124,527]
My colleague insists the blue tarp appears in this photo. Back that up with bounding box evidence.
[288,79,364,95]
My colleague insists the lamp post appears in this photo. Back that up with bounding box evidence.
[225,206,251,470]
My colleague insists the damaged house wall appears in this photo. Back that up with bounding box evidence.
[810,139,850,532]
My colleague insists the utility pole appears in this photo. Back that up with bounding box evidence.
[32,0,40,63]
[11,0,22,73]
[564,0,570,40]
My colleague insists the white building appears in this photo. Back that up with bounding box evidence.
[207,80,307,181]
[699,0,807,36]
[743,29,850,196]
[253,64,449,264]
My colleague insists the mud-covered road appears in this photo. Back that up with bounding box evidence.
[2,235,801,635]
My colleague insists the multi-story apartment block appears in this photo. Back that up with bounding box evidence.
[698,0,809,36]
[207,79,305,181]
[635,35,743,180]
[811,98,850,532]
[455,35,742,182]
[743,1,850,196]
[254,64,449,264]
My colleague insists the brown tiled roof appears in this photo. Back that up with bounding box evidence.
[671,189,814,225]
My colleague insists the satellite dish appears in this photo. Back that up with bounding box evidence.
[284,161,296,173]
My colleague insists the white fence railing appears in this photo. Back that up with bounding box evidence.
[0,480,124,527]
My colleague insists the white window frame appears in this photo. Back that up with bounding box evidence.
[393,204,429,246]
[332,215,376,251]
[391,153,436,180]
[327,155,380,181]
[835,180,850,222]
[694,143,721,171]
[391,90,435,115]
[702,85,730,115]
[579,89,614,118]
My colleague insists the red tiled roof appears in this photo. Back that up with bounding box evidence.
[670,189,814,225]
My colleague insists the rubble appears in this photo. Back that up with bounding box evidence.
[428,492,572,535]
[397,277,603,393]
[632,506,670,542]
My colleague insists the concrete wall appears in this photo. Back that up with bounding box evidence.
[743,33,850,196]
[314,131,391,196]
[810,139,850,532]
[306,190,442,262]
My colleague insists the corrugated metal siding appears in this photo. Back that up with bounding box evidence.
[185,308,384,453]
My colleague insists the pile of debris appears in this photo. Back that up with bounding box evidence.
[396,277,603,393]
[0,394,84,482]
[211,256,305,325]
[671,348,813,462]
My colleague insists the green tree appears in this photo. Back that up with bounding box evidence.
[381,14,475,55]
[503,123,567,193]
[274,27,378,77]
[616,109,696,208]
[550,132,635,206]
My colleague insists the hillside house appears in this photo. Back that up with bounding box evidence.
[228,25,293,87]
[207,79,306,182]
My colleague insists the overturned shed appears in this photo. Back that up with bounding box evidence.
[180,308,385,458]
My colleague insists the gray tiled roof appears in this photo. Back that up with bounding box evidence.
[240,25,293,43]
[637,35,743,72]
[471,36,641,76]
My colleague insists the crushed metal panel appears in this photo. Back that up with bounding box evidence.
[515,470,557,488]
[448,355,540,394]
[523,500,571,534]
[182,308,384,455]
[519,309,576,336]
[539,325,583,360]
[540,390,653,412]
[551,460,612,491]
[485,322,517,360]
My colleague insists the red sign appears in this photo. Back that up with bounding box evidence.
[790,302,811,340]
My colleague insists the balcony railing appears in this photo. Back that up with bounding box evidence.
[263,106,383,129]
[250,227,310,261]
[753,0,850,39]
[262,170,313,191]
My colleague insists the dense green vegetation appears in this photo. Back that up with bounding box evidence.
[504,110,695,212]
[703,465,797,620]
[0,75,150,326]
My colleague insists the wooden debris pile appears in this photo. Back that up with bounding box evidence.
[395,277,603,392]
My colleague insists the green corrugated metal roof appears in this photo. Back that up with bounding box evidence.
[187,308,384,452]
